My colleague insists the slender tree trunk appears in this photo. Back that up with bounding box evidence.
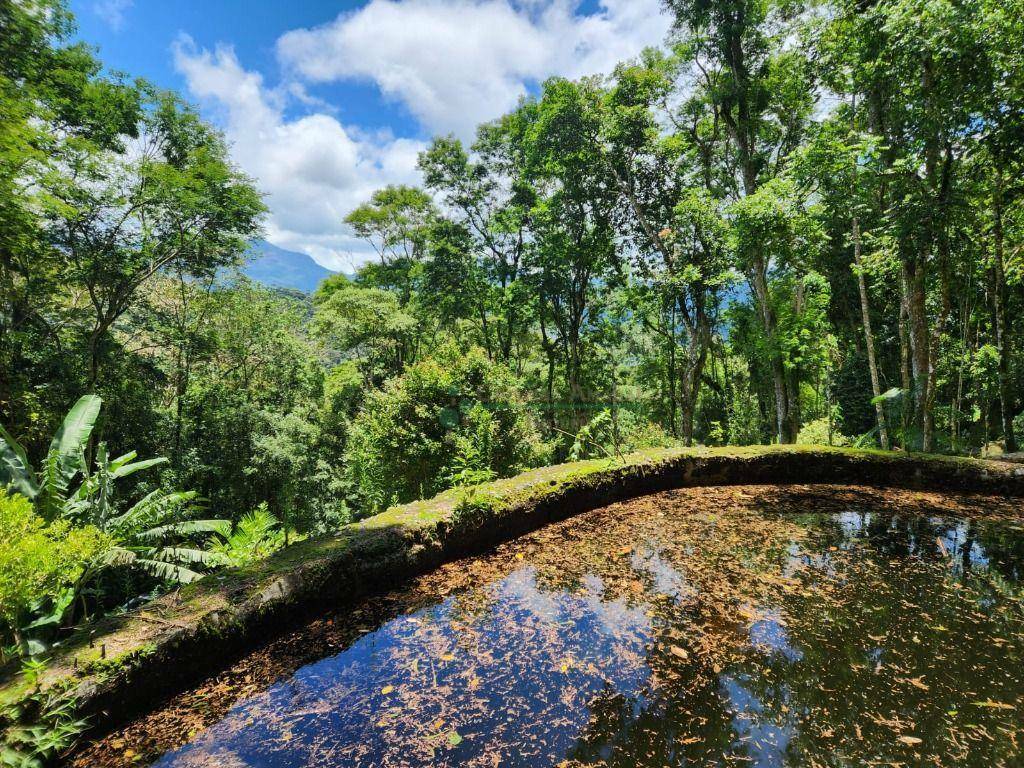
[902,260,933,451]
[749,262,792,443]
[852,217,890,449]
[951,298,971,454]
[898,290,913,449]
[539,310,556,432]
[567,324,584,431]
[679,318,709,447]
[847,93,890,450]
[667,307,678,437]
[991,166,1017,452]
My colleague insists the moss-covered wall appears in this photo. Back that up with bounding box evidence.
[4,446,1024,742]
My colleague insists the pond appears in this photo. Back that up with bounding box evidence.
[74,485,1024,768]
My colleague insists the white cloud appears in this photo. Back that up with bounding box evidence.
[173,37,425,270]
[93,0,133,31]
[172,0,670,267]
[277,0,671,138]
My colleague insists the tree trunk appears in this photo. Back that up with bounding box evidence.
[991,166,1017,452]
[852,216,890,449]
[748,261,792,443]
[901,260,932,451]
[679,316,710,447]
[667,307,678,438]
[539,310,557,432]
[898,290,913,449]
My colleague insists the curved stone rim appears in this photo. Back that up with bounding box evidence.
[4,445,1024,745]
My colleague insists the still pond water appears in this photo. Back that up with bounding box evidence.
[90,486,1024,768]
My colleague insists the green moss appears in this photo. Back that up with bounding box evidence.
[80,643,157,678]
[1,445,1019,730]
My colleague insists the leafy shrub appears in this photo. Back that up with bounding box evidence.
[449,487,500,535]
[0,491,108,653]
[1,671,87,767]
[345,347,548,514]
[568,409,678,461]
[796,417,850,447]
[210,504,287,567]
[2,396,231,586]
[0,395,235,654]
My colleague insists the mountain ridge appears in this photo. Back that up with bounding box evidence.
[243,240,338,294]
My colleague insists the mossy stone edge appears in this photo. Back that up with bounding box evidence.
[4,446,1024,741]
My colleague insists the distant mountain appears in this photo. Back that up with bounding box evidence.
[242,240,337,294]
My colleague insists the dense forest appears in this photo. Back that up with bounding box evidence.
[1,0,1023,696]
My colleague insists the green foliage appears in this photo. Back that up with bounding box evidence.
[0,394,231,651]
[450,487,500,533]
[1,0,1024,699]
[568,410,678,462]
[796,418,851,448]
[313,284,418,385]
[1,677,86,768]
[345,347,548,513]
[210,504,286,567]
[0,491,108,650]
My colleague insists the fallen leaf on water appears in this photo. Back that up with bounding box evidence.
[973,699,1015,710]
[907,676,929,691]
[381,685,394,695]
[448,731,464,747]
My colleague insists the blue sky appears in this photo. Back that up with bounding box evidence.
[69,0,672,269]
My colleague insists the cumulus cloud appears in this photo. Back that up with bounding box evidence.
[277,0,671,138]
[173,36,425,270]
[172,0,671,267]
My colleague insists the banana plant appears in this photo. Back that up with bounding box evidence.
[0,394,101,517]
[1,395,231,584]
[92,489,231,583]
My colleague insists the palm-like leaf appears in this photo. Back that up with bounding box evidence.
[94,545,211,583]
[0,423,39,499]
[94,545,139,570]
[106,489,199,537]
[36,450,69,520]
[130,556,205,584]
[152,547,227,567]
[48,394,101,483]
[133,518,231,541]
[109,453,168,479]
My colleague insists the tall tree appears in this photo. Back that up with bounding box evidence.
[48,92,264,389]
[522,78,619,428]
[418,134,533,363]
[664,0,815,442]
[602,52,734,445]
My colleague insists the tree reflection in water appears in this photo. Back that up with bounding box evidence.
[78,486,1024,768]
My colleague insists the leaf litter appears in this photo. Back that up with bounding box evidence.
[71,484,1024,767]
